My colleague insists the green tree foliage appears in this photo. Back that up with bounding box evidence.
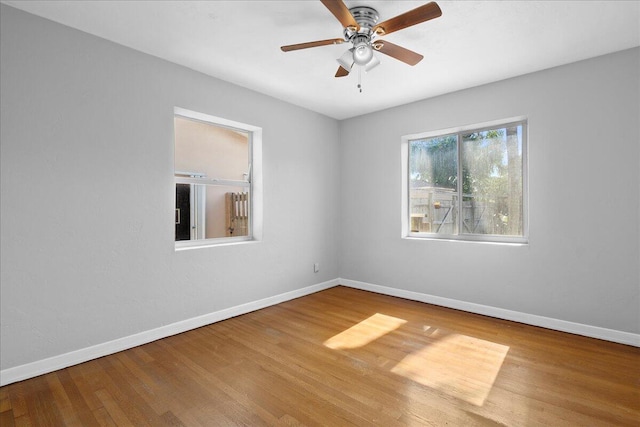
[461,129,505,201]
[409,135,458,190]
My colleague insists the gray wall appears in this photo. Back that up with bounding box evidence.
[0,5,340,370]
[1,4,638,374]
[339,47,639,334]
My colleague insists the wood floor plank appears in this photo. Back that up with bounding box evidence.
[0,409,16,427]
[1,286,638,426]
[94,389,138,426]
[12,415,31,427]
[0,386,11,413]
[93,357,169,426]
[21,374,66,426]
[6,379,28,420]
[159,410,186,427]
[91,406,118,427]
[44,371,88,427]
[68,359,114,413]
[110,351,174,416]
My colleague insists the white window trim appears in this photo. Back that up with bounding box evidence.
[401,116,528,244]
[174,107,263,250]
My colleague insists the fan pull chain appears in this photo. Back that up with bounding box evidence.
[357,66,363,93]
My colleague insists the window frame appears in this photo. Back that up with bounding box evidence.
[174,107,262,250]
[401,117,528,244]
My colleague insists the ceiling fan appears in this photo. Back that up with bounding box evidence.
[280,0,442,78]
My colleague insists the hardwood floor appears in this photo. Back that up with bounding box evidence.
[1,286,638,426]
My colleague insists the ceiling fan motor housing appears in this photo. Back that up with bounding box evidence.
[344,6,379,41]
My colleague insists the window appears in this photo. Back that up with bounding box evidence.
[402,119,527,243]
[174,107,262,249]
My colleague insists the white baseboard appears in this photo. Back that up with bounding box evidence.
[338,278,640,348]
[3,276,637,386]
[0,278,339,387]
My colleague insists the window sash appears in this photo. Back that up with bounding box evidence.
[174,176,251,188]
[405,119,528,244]
[174,182,255,249]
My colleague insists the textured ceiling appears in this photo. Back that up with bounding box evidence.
[3,0,639,119]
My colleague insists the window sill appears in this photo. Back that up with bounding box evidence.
[403,235,528,246]
[175,238,259,251]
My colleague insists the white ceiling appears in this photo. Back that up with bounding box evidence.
[3,1,639,120]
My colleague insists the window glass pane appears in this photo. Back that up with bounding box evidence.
[175,184,249,241]
[461,125,523,236]
[174,116,249,181]
[409,135,458,234]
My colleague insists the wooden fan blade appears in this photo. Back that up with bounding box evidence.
[321,0,360,31]
[375,40,424,66]
[373,2,442,36]
[281,38,344,52]
[335,66,350,77]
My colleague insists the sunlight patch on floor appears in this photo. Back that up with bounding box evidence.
[391,332,509,406]
[323,313,407,350]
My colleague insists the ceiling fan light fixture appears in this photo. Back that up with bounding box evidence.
[337,48,355,71]
[353,41,373,65]
[364,55,380,72]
